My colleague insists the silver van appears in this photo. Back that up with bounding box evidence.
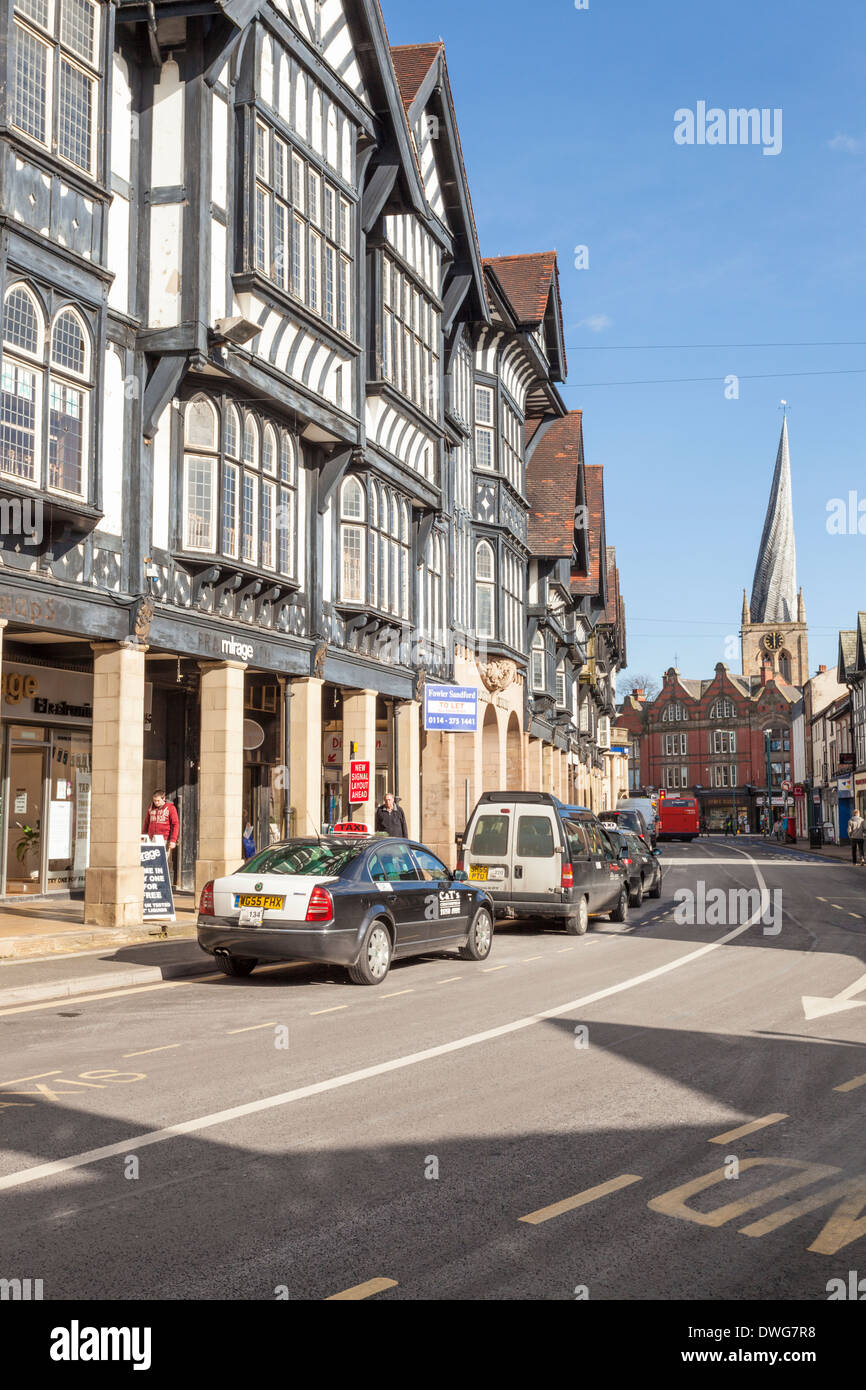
[617,797,659,848]
[458,792,628,935]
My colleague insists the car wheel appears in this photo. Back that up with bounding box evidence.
[348,921,392,986]
[629,878,644,908]
[214,953,258,978]
[609,887,629,923]
[565,897,590,935]
[459,907,493,961]
[649,872,662,899]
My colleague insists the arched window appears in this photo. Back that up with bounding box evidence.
[426,530,444,643]
[181,398,298,574]
[48,306,91,495]
[475,540,495,638]
[340,476,365,603]
[1,283,44,484]
[531,632,545,692]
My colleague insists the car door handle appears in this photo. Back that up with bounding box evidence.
[514,866,523,879]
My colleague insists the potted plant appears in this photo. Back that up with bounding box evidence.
[15,822,41,879]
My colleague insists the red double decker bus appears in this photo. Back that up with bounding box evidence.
[657,796,700,842]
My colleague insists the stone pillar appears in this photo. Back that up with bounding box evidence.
[396,700,421,838]
[195,661,246,896]
[85,641,146,927]
[422,730,456,864]
[343,688,377,830]
[290,677,323,838]
[542,742,554,794]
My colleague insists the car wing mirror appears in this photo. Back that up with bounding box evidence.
[452,869,468,882]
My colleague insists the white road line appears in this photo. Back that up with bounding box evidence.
[0,856,772,1195]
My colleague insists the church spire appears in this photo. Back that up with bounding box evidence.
[749,416,798,624]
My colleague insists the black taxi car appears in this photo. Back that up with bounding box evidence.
[197,835,494,986]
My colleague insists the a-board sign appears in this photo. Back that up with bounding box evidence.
[141,838,176,921]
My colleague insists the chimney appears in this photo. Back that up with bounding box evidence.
[636,688,645,701]
[818,665,827,674]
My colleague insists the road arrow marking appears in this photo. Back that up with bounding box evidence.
[803,973,866,1020]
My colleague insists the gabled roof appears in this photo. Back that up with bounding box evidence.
[390,43,443,113]
[389,41,489,326]
[570,463,606,602]
[526,412,583,558]
[483,252,567,381]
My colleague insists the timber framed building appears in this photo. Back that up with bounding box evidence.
[0,0,626,918]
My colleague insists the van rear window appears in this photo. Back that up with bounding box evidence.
[471,815,510,856]
[516,816,555,858]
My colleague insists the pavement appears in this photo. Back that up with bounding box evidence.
[0,893,198,964]
[2,838,866,1302]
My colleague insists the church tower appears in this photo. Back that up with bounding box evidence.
[741,415,809,687]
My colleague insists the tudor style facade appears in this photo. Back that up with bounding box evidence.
[0,1,627,917]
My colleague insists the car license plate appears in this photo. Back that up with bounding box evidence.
[469,866,488,881]
[236,895,284,910]
[239,907,264,927]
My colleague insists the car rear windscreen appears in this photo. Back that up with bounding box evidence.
[239,843,364,876]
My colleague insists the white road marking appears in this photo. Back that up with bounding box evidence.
[0,855,773,1195]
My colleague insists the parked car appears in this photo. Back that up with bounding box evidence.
[197,836,494,986]
[598,807,652,849]
[607,828,663,906]
[459,792,628,935]
[617,797,659,848]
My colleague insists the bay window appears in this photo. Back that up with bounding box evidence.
[12,0,101,176]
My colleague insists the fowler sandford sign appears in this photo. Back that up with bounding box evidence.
[423,685,478,732]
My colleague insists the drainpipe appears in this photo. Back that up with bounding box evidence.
[146,2,162,71]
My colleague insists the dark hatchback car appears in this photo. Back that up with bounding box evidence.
[606,828,663,907]
[197,836,494,986]
[598,807,655,850]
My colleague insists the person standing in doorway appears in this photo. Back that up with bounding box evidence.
[848,809,864,865]
[375,791,408,838]
[143,790,179,867]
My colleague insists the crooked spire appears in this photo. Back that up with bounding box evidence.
[749,417,798,624]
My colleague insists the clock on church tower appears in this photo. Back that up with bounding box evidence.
[739,417,809,689]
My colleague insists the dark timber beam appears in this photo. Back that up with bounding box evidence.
[317,447,354,515]
[142,354,189,442]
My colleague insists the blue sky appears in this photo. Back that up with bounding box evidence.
[384,0,866,689]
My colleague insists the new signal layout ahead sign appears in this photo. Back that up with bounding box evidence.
[424,685,478,733]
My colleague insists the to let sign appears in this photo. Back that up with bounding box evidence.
[423,685,478,732]
[349,761,371,803]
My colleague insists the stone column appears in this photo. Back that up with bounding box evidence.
[542,742,554,794]
[195,661,246,897]
[342,688,377,829]
[290,677,323,838]
[395,700,420,839]
[85,641,146,927]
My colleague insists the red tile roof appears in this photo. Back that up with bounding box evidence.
[483,252,558,326]
[571,464,605,598]
[390,43,443,115]
[526,413,583,557]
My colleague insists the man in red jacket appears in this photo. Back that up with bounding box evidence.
[143,791,179,865]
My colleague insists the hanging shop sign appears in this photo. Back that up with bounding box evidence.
[423,685,478,733]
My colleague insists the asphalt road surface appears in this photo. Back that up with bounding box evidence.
[2,838,866,1302]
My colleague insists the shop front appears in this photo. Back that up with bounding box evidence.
[1,661,93,897]
[321,687,395,830]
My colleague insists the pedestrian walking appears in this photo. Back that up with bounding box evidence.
[143,790,179,866]
[848,810,865,866]
[375,791,408,838]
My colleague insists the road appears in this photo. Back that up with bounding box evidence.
[2,838,866,1302]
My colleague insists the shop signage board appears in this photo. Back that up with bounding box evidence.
[1,662,93,726]
[141,838,176,921]
[349,761,371,803]
[323,733,391,767]
[423,685,478,732]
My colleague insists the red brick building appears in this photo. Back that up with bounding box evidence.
[618,663,801,831]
